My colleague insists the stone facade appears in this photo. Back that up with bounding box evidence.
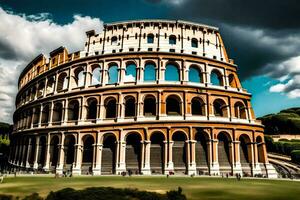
[10,20,276,177]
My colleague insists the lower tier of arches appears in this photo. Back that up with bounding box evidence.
[8,124,277,178]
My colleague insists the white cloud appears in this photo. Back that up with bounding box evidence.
[0,7,103,123]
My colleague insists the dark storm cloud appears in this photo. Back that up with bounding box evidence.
[149,0,300,29]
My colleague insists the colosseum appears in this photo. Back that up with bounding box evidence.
[9,19,276,178]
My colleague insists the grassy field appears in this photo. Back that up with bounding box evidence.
[0,176,300,200]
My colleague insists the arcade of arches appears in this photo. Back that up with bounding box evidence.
[9,128,271,176]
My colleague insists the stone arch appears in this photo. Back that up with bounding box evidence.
[166,94,182,115]
[125,61,137,82]
[191,38,198,48]
[57,72,68,91]
[150,131,165,174]
[165,62,180,81]
[50,135,60,168]
[46,76,55,94]
[81,134,95,174]
[191,97,205,116]
[52,102,63,124]
[38,136,46,168]
[124,95,136,117]
[195,131,210,173]
[101,133,117,174]
[144,61,156,81]
[74,67,85,87]
[143,94,156,116]
[104,97,117,119]
[256,135,265,163]
[213,98,228,117]
[41,104,50,125]
[91,64,101,85]
[169,34,177,45]
[125,132,142,174]
[64,134,76,169]
[217,131,232,170]
[189,65,203,83]
[147,33,154,43]
[68,100,80,121]
[172,131,188,174]
[211,69,223,86]
[37,81,45,97]
[234,101,247,119]
[239,134,251,164]
[86,97,97,121]
[107,62,119,84]
[228,73,238,88]
[29,137,36,166]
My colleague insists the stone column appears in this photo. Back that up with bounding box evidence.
[56,138,65,175]
[163,140,168,174]
[38,104,43,127]
[232,140,242,175]
[48,102,54,126]
[33,136,40,169]
[116,140,126,174]
[63,100,68,125]
[251,142,261,175]
[73,142,83,175]
[43,135,51,171]
[210,139,220,175]
[188,140,197,175]
[141,140,151,175]
[92,133,102,175]
[25,138,32,168]
[166,141,174,173]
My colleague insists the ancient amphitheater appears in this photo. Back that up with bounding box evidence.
[9,20,276,177]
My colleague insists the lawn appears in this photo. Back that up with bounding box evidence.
[0,176,300,200]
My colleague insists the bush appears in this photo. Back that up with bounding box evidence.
[0,194,13,200]
[45,187,186,200]
[291,150,300,164]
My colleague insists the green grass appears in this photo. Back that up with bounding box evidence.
[0,176,300,200]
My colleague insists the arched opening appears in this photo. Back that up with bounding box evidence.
[234,102,247,119]
[52,102,63,124]
[125,63,137,82]
[105,98,117,119]
[144,62,156,81]
[74,67,85,87]
[191,38,198,48]
[195,132,209,174]
[147,34,154,43]
[126,133,142,174]
[37,82,45,98]
[229,74,238,88]
[57,73,68,91]
[256,136,265,163]
[191,97,205,116]
[166,95,181,115]
[41,105,50,125]
[213,99,228,117]
[169,35,176,45]
[240,135,252,175]
[86,98,97,121]
[82,135,94,174]
[91,65,101,85]
[165,63,180,81]
[108,64,118,84]
[125,96,136,117]
[189,66,202,83]
[30,87,36,100]
[150,132,165,174]
[46,77,55,94]
[68,100,79,121]
[32,107,40,127]
[29,137,36,166]
[172,132,187,174]
[217,132,231,173]
[38,136,46,168]
[64,135,75,171]
[144,95,156,116]
[211,70,223,86]
[50,136,59,169]
[101,134,117,174]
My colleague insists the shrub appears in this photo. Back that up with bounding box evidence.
[0,194,13,200]
[291,150,300,164]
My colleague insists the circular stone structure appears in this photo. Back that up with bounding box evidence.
[9,20,276,177]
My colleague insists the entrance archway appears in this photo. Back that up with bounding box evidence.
[125,133,142,174]
[150,132,165,174]
[172,131,187,174]
[101,134,117,174]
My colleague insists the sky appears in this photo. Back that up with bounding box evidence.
[0,0,300,123]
